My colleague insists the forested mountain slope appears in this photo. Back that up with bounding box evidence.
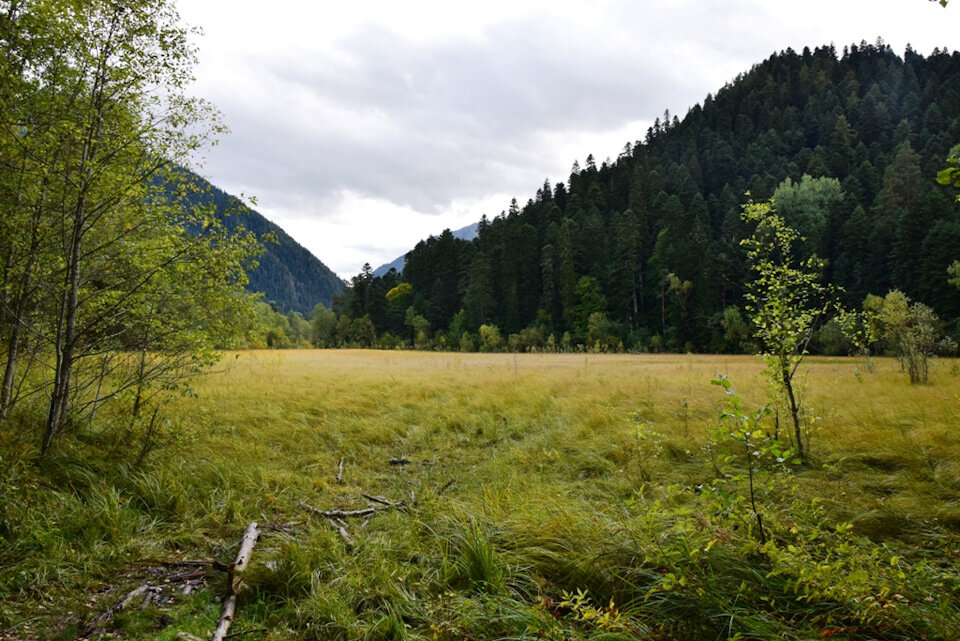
[341,41,960,352]
[176,171,344,314]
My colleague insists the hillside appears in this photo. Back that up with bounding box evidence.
[173,171,344,314]
[340,42,960,351]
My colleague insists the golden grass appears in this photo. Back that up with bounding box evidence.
[4,350,960,640]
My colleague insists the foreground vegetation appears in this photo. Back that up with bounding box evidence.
[2,351,959,640]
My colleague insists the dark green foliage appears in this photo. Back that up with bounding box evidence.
[340,44,960,352]
[172,169,344,314]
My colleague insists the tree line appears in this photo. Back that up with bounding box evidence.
[315,41,960,354]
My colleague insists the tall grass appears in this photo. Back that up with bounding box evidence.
[1,350,958,639]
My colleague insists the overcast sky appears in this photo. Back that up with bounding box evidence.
[175,0,958,279]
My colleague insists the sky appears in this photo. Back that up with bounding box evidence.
[175,0,958,279]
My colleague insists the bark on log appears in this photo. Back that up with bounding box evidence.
[211,522,260,641]
[211,595,237,641]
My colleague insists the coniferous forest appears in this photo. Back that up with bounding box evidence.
[327,42,960,353]
[176,171,345,314]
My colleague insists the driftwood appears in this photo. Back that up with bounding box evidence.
[301,494,410,547]
[210,522,260,641]
[336,456,344,484]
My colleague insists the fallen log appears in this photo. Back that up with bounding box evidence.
[211,522,260,641]
[82,563,216,638]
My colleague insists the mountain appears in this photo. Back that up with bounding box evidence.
[372,222,479,277]
[172,170,344,314]
[338,42,960,351]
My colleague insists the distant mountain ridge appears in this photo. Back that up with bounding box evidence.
[174,170,344,314]
[373,222,478,276]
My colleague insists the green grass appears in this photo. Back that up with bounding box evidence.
[1,350,959,640]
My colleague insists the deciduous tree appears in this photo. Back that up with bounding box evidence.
[0,0,259,455]
[741,199,832,460]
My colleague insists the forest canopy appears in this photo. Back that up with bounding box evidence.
[331,42,960,354]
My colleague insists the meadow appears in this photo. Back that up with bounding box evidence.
[1,350,959,640]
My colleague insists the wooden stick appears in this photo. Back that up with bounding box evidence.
[336,456,344,484]
[300,500,390,519]
[211,595,238,641]
[145,559,229,572]
[81,584,151,638]
[327,518,355,548]
[360,493,407,510]
[259,521,300,535]
[389,456,435,466]
[436,479,457,495]
[211,522,260,641]
[165,569,208,583]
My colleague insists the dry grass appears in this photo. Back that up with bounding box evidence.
[2,350,959,640]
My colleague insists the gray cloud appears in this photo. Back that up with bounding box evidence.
[206,14,698,214]
[180,0,958,275]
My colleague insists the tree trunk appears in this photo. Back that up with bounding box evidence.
[782,367,803,460]
[1,189,47,420]
[42,205,83,454]
[41,24,113,455]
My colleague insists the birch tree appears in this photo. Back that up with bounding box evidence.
[0,0,259,455]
